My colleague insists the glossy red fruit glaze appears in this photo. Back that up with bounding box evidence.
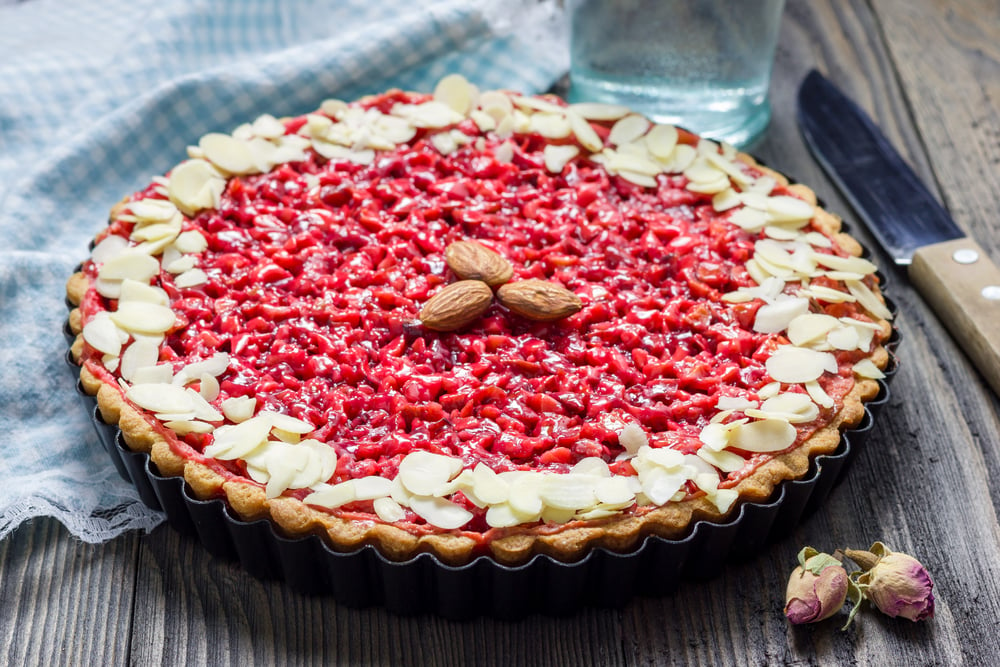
[83,91,872,516]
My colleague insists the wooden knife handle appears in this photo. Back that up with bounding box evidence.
[909,237,1000,395]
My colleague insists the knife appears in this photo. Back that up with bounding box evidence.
[797,69,1000,396]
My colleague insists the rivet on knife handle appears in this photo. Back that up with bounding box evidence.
[909,237,1000,395]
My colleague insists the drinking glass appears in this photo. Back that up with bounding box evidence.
[568,0,786,148]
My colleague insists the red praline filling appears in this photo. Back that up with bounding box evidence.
[83,90,877,533]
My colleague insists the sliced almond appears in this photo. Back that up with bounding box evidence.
[712,188,742,212]
[716,396,757,411]
[760,392,819,423]
[167,159,226,216]
[827,325,861,350]
[812,252,877,275]
[119,279,168,305]
[608,114,651,146]
[607,150,662,177]
[805,380,835,409]
[261,411,314,435]
[394,101,465,129]
[729,207,770,233]
[175,268,208,288]
[539,474,598,511]
[568,102,631,121]
[845,279,893,320]
[110,302,176,334]
[640,467,688,505]
[697,447,746,473]
[98,251,160,283]
[131,364,173,385]
[658,143,697,173]
[91,235,130,264]
[529,112,572,139]
[120,338,160,381]
[126,382,195,415]
[618,423,648,455]
[484,502,526,528]
[728,419,797,452]
[644,124,679,159]
[304,481,357,509]
[129,199,179,223]
[852,358,886,379]
[801,284,857,304]
[765,346,838,384]
[174,230,208,254]
[753,297,810,334]
[470,463,509,505]
[617,170,658,188]
[373,497,406,523]
[352,476,393,501]
[164,420,215,435]
[199,133,257,175]
[765,195,815,225]
[543,144,580,174]
[506,472,545,519]
[594,476,636,505]
[408,495,473,530]
[566,111,604,152]
[397,451,463,497]
[82,314,125,356]
[221,395,257,423]
[199,372,220,402]
[637,445,686,470]
[787,313,839,346]
[433,73,476,115]
[204,416,271,460]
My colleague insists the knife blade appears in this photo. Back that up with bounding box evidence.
[797,69,1000,395]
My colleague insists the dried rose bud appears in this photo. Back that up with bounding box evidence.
[846,542,935,622]
[784,547,851,624]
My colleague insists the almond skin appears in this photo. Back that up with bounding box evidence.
[496,279,583,322]
[419,280,494,331]
[445,240,514,287]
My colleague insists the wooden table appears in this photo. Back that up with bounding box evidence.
[4,0,999,663]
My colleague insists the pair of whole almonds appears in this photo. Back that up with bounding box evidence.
[419,241,582,331]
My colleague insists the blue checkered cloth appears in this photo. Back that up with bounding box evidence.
[0,0,567,542]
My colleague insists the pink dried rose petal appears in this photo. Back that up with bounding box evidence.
[849,542,935,622]
[784,547,850,624]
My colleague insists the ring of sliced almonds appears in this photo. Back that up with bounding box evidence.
[70,73,891,562]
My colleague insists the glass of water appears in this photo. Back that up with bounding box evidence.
[567,0,786,148]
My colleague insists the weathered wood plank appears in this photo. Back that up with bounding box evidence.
[0,518,138,666]
[873,0,1000,255]
[127,526,629,666]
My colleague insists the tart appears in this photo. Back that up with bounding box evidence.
[66,75,892,567]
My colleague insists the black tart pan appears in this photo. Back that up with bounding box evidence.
[64,244,900,620]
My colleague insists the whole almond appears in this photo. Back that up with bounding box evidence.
[445,240,514,287]
[419,280,494,331]
[497,279,583,321]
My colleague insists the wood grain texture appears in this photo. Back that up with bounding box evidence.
[0,518,138,666]
[2,0,1000,665]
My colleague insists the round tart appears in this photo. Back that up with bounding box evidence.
[66,75,892,567]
